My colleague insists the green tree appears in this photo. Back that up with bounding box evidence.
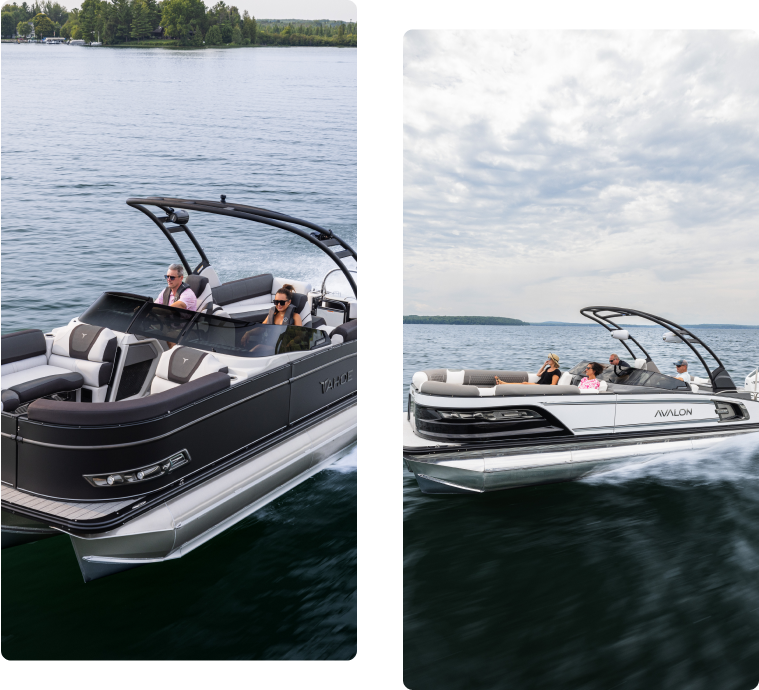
[70,22,80,38]
[204,21,220,44]
[130,0,150,39]
[161,0,204,43]
[143,0,159,29]
[32,11,54,36]
[15,17,29,35]
[2,10,14,35]
[111,0,129,42]
[40,0,66,25]
[59,6,77,38]
[78,0,96,42]
[241,9,254,42]
[231,22,240,44]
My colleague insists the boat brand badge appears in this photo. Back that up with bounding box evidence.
[321,369,354,394]
[654,408,692,418]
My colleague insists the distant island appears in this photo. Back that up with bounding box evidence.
[404,315,529,326]
[404,316,757,329]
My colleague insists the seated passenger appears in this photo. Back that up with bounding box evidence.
[495,353,561,386]
[578,362,604,390]
[263,284,302,327]
[156,264,197,311]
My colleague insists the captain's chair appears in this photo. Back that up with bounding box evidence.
[150,346,229,394]
[185,274,213,312]
[289,292,312,327]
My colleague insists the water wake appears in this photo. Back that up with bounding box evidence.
[326,443,357,473]
[581,431,759,486]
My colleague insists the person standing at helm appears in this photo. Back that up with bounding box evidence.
[263,284,302,326]
[156,264,197,311]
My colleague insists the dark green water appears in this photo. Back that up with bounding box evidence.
[3,445,356,660]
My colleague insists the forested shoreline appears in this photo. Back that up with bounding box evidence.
[1,1,357,47]
[404,316,530,326]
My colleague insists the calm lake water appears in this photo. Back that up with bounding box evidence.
[1,44,356,660]
[403,325,759,689]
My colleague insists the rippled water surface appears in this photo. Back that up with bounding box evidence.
[404,325,759,689]
[1,44,356,660]
[2,44,357,332]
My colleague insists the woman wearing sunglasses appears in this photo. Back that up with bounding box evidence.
[263,284,302,327]
[578,362,604,390]
[495,353,562,386]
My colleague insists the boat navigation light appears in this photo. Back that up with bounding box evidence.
[610,329,630,340]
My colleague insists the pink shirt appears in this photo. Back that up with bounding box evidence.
[156,286,197,311]
[578,377,601,390]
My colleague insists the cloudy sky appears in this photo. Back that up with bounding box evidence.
[404,31,759,324]
[237,0,355,21]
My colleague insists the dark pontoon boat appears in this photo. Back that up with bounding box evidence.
[2,197,357,581]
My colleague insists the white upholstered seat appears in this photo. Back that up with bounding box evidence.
[150,346,229,394]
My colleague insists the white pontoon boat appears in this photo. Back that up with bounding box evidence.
[404,307,758,494]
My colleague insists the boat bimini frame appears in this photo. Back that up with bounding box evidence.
[128,195,357,298]
[580,306,735,393]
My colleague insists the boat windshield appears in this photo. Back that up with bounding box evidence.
[178,313,330,357]
[79,292,151,333]
[568,361,690,391]
[81,294,330,357]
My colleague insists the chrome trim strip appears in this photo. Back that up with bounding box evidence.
[614,419,721,430]
[542,401,616,406]
[416,473,482,493]
[615,399,714,405]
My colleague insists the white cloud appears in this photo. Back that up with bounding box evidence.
[404,31,759,324]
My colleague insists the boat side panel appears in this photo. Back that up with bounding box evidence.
[15,384,291,501]
[614,396,720,434]
[539,399,616,435]
[1,413,18,487]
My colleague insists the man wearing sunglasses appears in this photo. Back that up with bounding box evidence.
[609,353,631,375]
[156,263,197,311]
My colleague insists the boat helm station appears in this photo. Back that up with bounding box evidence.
[1,196,358,582]
[404,306,759,495]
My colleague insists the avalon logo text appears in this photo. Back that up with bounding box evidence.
[655,408,692,418]
[321,370,354,394]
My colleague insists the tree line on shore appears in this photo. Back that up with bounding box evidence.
[1,0,357,46]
